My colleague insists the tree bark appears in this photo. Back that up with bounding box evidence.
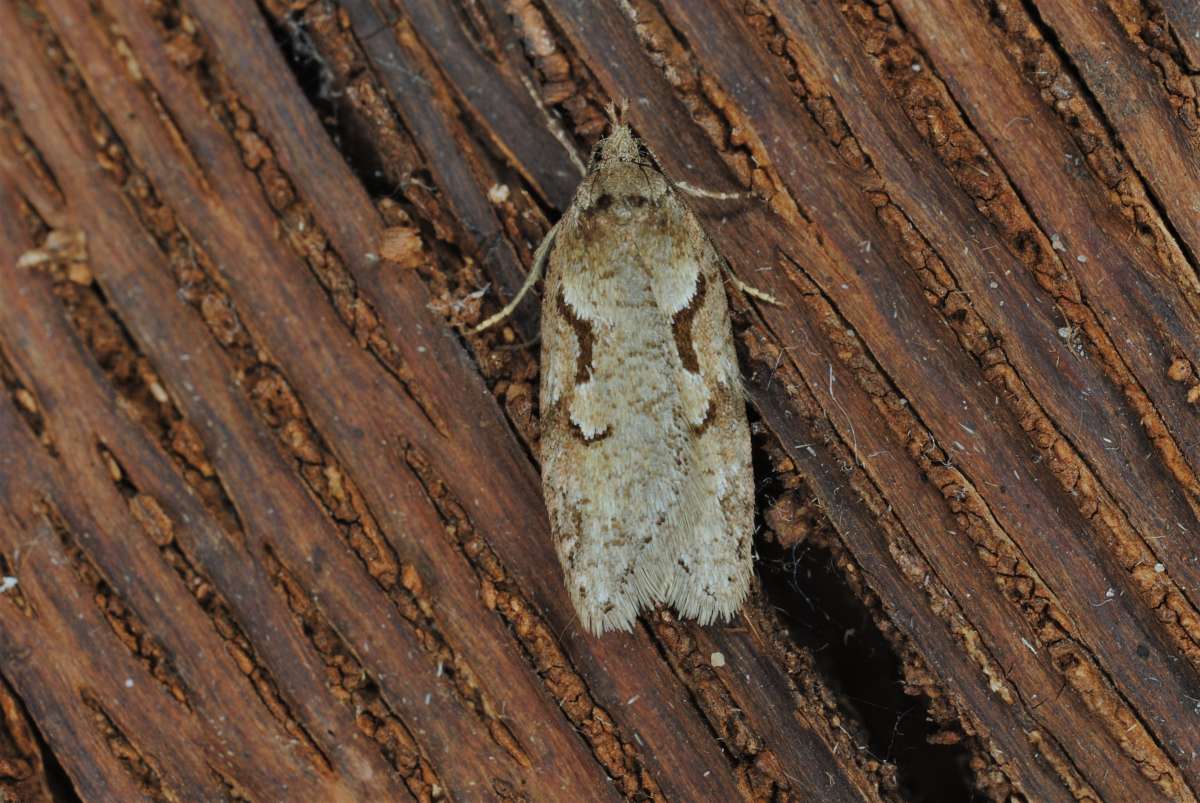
[1,0,1199,800]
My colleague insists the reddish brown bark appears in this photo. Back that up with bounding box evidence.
[1,0,1199,800]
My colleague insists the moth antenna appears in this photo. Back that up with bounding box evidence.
[723,262,781,305]
[674,180,746,201]
[471,220,561,334]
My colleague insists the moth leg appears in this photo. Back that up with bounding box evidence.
[471,220,560,334]
[674,180,746,201]
[722,261,781,305]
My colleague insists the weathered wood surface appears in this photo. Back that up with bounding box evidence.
[1,0,1198,800]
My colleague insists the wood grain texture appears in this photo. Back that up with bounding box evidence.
[1,0,1198,800]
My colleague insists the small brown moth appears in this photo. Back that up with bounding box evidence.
[477,107,768,634]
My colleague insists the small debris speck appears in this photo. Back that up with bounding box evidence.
[487,183,511,204]
[0,577,17,593]
[378,226,425,269]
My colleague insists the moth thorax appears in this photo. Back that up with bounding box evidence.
[595,124,642,163]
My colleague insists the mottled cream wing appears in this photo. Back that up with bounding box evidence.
[539,125,753,635]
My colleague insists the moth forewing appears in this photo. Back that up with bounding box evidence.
[535,123,755,635]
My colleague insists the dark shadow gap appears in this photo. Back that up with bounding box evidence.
[750,417,977,802]
[0,670,82,803]
[257,6,399,199]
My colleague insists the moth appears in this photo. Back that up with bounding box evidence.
[477,109,769,634]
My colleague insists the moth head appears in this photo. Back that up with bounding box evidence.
[588,123,662,172]
[589,99,662,171]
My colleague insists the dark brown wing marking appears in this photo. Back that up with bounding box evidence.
[670,273,707,374]
[691,400,715,436]
[556,287,595,385]
[551,291,609,443]
[570,419,612,443]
